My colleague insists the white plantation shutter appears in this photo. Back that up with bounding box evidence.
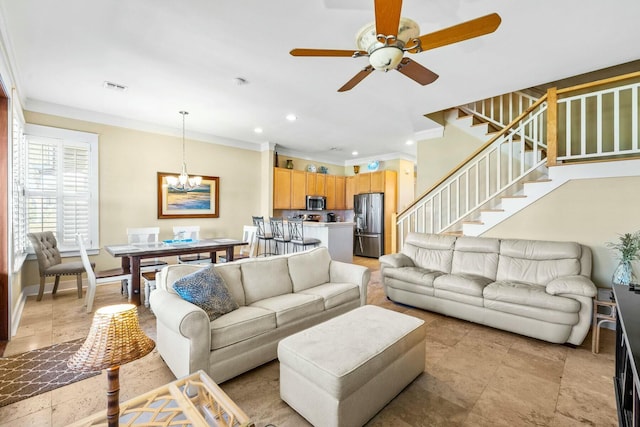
[25,125,99,252]
[11,104,27,265]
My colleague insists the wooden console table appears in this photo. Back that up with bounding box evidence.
[68,370,253,426]
[613,284,640,426]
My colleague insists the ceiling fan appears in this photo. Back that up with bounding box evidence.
[290,0,501,92]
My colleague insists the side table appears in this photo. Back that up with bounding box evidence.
[592,298,617,354]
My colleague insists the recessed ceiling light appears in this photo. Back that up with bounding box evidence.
[286,114,297,121]
[254,127,263,134]
[406,140,414,145]
[352,151,358,156]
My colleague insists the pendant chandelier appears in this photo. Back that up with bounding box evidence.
[166,111,202,191]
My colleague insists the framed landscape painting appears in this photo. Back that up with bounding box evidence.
[157,172,219,219]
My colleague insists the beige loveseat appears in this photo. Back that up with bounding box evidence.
[149,247,370,383]
[380,233,597,345]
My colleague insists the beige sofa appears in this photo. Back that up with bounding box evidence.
[380,233,597,345]
[149,247,370,383]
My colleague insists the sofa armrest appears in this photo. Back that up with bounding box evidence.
[379,253,415,268]
[329,260,370,306]
[546,275,598,298]
[149,289,211,377]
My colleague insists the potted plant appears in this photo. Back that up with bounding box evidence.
[607,231,640,286]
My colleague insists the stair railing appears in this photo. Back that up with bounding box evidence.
[395,97,548,249]
[462,91,539,129]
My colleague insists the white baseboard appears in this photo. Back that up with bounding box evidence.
[11,292,27,337]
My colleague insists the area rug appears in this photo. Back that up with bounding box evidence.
[0,338,100,407]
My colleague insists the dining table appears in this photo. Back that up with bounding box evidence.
[105,238,248,306]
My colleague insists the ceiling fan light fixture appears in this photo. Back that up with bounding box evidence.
[369,46,404,71]
[355,18,420,51]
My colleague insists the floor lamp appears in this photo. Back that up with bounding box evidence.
[68,304,155,427]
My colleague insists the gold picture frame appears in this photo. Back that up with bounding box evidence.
[157,172,219,219]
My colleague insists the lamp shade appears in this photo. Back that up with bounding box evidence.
[68,304,155,372]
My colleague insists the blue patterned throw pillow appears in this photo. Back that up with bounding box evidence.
[172,266,239,320]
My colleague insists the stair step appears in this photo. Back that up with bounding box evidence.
[523,178,552,184]
[462,220,484,225]
[501,195,527,199]
[456,108,471,119]
[480,209,505,213]
[441,230,464,237]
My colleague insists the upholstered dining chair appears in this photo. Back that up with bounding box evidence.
[27,231,91,301]
[270,217,291,254]
[252,216,274,256]
[288,218,321,252]
[76,234,131,313]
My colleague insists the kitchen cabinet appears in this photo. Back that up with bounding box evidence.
[355,173,370,194]
[306,172,327,196]
[325,175,336,209]
[335,176,346,209]
[345,176,355,209]
[274,167,292,209]
[273,168,306,209]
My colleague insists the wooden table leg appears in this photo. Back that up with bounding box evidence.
[130,257,141,306]
[226,247,234,262]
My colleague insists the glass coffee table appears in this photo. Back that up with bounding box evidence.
[69,370,253,427]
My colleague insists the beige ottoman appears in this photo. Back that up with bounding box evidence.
[278,305,426,427]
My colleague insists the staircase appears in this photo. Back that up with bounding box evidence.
[395,71,640,249]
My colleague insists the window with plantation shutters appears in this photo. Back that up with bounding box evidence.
[24,124,99,253]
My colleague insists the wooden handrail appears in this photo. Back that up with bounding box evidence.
[557,70,640,95]
[398,95,548,217]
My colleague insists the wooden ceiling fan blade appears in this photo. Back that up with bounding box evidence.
[396,58,439,86]
[338,66,374,92]
[413,13,501,52]
[375,0,403,37]
[290,48,366,57]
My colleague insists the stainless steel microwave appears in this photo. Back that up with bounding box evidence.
[306,195,326,211]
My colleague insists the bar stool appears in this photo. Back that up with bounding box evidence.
[270,217,291,254]
[252,216,274,256]
[288,218,321,252]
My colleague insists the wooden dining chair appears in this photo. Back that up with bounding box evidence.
[126,227,168,298]
[219,225,258,262]
[76,234,131,313]
[27,231,90,301]
[172,225,212,264]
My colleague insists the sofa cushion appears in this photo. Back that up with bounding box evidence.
[288,247,331,292]
[433,273,493,297]
[384,277,435,296]
[172,266,239,321]
[214,263,245,306]
[161,264,204,294]
[451,236,500,280]
[401,233,455,273]
[241,257,293,304]
[210,306,276,350]
[298,282,361,310]
[250,293,324,326]
[483,299,579,325]
[483,281,580,313]
[496,239,582,286]
[382,266,443,287]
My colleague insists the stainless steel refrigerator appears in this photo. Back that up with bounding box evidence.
[354,192,384,258]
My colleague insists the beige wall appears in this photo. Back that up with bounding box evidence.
[20,111,262,291]
[415,121,485,196]
[275,154,345,175]
[482,176,640,289]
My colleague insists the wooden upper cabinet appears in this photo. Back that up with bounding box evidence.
[355,173,371,194]
[316,174,326,196]
[370,171,385,193]
[306,173,316,195]
[291,170,306,209]
[335,176,346,210]
[345,176,355,209]
[273,167,292,209]
[325,175,336,209]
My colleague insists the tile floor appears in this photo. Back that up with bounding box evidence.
[0,258,618,426]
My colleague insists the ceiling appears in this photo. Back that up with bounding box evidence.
[1,0,639,165]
